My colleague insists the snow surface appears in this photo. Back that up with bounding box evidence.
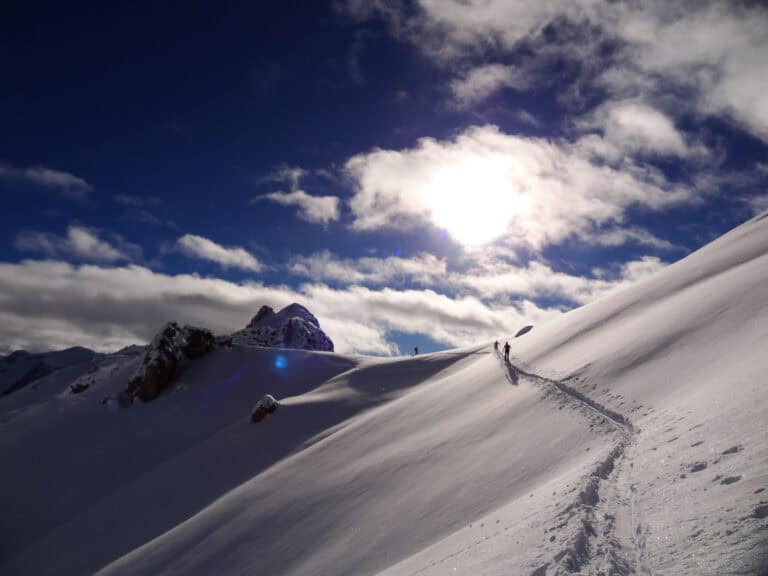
[0,346,97,397]
[1,213,767,575]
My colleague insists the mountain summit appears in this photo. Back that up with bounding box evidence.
[231,303,334,351]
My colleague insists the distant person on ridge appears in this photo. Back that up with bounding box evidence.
[503,341,510,363]
[414,346,418,356]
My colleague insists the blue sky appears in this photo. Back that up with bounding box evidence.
[1,0,766,355]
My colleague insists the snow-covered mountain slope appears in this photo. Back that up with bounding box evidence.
[0,346,97,397]
[1,214,766,576]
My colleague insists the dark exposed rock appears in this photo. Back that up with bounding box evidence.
[251,394,278,423]
[126,304,330,403]
[253,305,275,323]
[126,322,214,402]
[70,382,90,394]
[182,327,215,358]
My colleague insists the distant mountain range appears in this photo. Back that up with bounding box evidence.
[0,302,334,400]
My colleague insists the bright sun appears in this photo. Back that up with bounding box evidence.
[426,159,524,246]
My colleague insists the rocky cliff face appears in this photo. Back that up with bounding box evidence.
[231,303,334,352]
[126,323,215,402]
[126,303,333,402]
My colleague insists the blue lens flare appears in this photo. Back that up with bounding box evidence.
[274,355,287,369]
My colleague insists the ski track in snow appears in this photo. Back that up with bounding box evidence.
[497,351,650,575]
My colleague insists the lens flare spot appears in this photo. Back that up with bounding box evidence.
[274,355,287,369]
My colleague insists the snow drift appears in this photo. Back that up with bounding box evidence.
[1,214,767,575]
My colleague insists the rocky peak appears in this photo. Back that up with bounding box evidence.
[126,322,215,402]
[233,303,333,351]
[252,305,275,324]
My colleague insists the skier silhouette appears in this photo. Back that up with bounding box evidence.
[503,341,511,363]
[494,340,499,352]
[414,346,418,356]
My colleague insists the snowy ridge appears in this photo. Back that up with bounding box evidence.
[0,346,97,397]
[2,214,767,575]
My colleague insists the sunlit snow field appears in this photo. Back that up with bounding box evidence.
[2,213,767,575]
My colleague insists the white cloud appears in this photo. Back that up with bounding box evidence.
[0,259,562,355]
[397,0,598,61]
[263,164,307,189]
[450,64,528,108]
[288,251,448,285]
[606,1,768,142]
[576,100,692,159]
[586,226,681,251]
[284,248,670,307]
[345,124,692,248]
[344,1,768,143]
[256,190,341,225]
[448,256,666,305]
[0,164,92,199]
[15,225,136,262]
[747,195,768,216]
[176,234,262,272]
[515,110,540,127]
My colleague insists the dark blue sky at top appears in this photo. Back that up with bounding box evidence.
[2,2,480,269]
[1,1,766,354]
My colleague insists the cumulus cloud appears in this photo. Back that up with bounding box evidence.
[256,190,341,224]
[345,124,691,248]
[605,1,768,142]
[450,63,528,108]
[342,0,768,143]
[576,100,694,159]
[0,163,92,199]
[0,259,561,355]
[262,164,307,189]
[15,225,137,262]
[284,248,670,307]
[288,251,448,285]
[586,226,681,251]
[449,256,666,305]
[176,234,262,272]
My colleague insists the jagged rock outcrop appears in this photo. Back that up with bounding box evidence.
[125,304,331,403]
[231,303,334,351]
[126,323,214,402]
[70,382,90,394]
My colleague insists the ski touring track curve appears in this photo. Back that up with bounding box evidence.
[499,351,653,576]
